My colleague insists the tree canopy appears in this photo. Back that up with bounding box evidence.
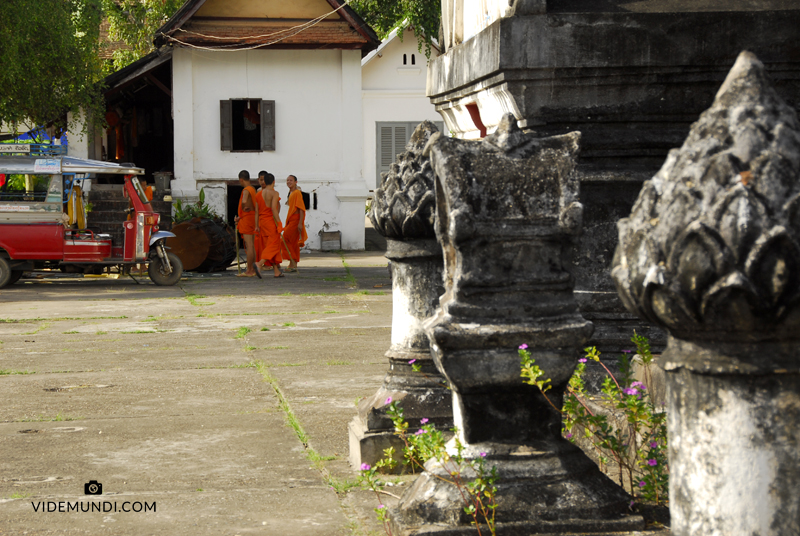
[350,0,441,58]
[101,0,183,73]
[0,0,104,138]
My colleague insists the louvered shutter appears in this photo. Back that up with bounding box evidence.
[378,124,394,185]
[261,100,275,151]
[220,100,232,151]
[394,125,407,162]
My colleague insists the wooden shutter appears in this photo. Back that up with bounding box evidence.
[378,124,394,185]
[220,100,232,151]
[261,100,275,151]
[394,125,407,160]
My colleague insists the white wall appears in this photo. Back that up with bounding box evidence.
[442,0,513,49]
[171,47,368,250]
[362,30,443,191]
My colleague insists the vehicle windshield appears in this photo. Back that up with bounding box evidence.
[0,173,61,203]
[130,176,150,205]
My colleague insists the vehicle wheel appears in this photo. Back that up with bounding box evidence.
[148,252,183,286]
[0,258,12,288]
[9,270,23,285]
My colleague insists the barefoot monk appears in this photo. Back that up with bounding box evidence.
[255,173,284,278]
[281,174,307,272]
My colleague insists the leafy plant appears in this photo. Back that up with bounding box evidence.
[173,188,224,224]
[360,397,498,536]
[520,333,668,505]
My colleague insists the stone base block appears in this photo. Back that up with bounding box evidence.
[388,440,644,535]
[388,517,645,536]
[348,417,406,472]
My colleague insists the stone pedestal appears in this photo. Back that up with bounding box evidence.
[388,115,642,534]
[349,121,453,471]
[432,1,800,360]
[613,52,800,535]
[349,239,450,470]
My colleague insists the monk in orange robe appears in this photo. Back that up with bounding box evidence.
[254,171,268,262]
[255,173,284,278]
[234,170,260,277]
[281,174,307,272]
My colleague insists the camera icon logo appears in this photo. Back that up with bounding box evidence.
[84,480,103,495]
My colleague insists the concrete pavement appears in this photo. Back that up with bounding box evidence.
[0,250,398,535]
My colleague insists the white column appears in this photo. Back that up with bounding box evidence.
[336,49,368,250]
[171,47,196,198]
[66,110,89,159]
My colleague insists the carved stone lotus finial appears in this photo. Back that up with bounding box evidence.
[369,121,439,239]
[613,52,800,345]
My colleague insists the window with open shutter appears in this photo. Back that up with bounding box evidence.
[260,100,275,151]
[376,122,444,186]
[220,98,276,152]
[220,100,232,151]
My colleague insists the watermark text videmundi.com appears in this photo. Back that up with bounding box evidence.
[30,481,156,514]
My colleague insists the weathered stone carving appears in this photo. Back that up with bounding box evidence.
[614,51,800,535]
[349,121,452,471]
[613,51,800,365]
[388,114,642,535]
[369,128,437,240]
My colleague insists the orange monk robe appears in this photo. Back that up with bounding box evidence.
[281,190,308,263]
[237,186,257,235]
[253,190,270,262]
[259,195,283,267]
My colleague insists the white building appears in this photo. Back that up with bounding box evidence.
[361,27,443,192]
[71,0,381,250]
[68,1,451,250]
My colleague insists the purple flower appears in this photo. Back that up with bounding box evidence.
[639,481,646,487]
[565,432,573,439]
[622,350,633,354]
[578,358,587,363]
[385,397,392,405]
[408,359,416,364]
[648,459,658,467]
[480,452,487,458]
[650,441,658,449]
[377,504,385,509]
[414,429,426,435]
[623,387,639,396]
[360,463,371,471]
[631,381,647,390]
[420,418,428,424]
[519,344,528,350]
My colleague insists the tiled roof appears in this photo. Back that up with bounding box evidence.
[154,0,380,52]
[173,19,368,49]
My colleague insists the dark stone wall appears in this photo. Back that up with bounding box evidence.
[428,3,800,356]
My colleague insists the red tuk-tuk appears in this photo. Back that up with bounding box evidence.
[0,147,182,288]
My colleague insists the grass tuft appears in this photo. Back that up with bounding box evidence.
[234,327,252,339]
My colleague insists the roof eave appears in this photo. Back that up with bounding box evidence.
[153,0,208,48]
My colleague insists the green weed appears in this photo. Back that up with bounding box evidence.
[185,293,215,307]
[0,369,36,376]
[235,327,252,339]
[20,413,81,422]
[326,360,352,366]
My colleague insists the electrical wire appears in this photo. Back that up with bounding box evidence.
[161,0,355,52]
